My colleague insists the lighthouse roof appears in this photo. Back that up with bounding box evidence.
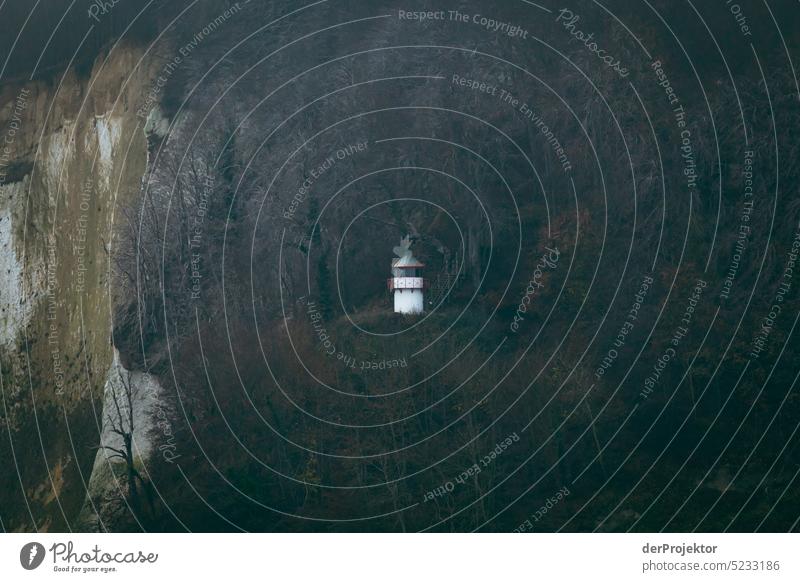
[392,254,425,268]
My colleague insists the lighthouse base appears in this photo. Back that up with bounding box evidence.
[394,289,424,314]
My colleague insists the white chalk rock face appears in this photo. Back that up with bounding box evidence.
[96,348,162,462]
[0,201,24,346]
[78,349,176,530]
[0,176,43,347]
[94,115,122,191]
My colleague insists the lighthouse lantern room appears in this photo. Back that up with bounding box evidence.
[388,236,425,314]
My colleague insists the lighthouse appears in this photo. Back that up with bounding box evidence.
[388,236,425,314]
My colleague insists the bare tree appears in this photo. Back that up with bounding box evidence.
[100,366,147,516]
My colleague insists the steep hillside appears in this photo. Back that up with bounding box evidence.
[0,42,157,531]
[2,0,800,533]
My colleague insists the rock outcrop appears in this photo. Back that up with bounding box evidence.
[0,42,158,531]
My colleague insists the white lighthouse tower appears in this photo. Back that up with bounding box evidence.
[388,236,425,314]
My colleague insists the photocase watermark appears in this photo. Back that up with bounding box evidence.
[307,300,335,355]
[651,59,698,193]
[452,75,572,173]
[720,150,755,300]
[726,0,753,37]
[448,10,529,39]
[398,9,529,39]
[283,141,369,220]
[422,432,520,502]
[73,177,93,294]
[49,541,157,574]
[595,273,654,379]
[136,2,247,119]
[20,540,158,573]
[189,174,214,301]
[0,88,30,185]
[19,542,46,570]
[555,8,629,78]
[749,221,799,359]
[510,246,560,333]
[305,300,406,371]
[517,98,572,174]
[358,357,407,371]
[641,279,707,399]
[153,399,180,463]
[45,233,66,396]
[87,0,122,23]
[513,486,570,531]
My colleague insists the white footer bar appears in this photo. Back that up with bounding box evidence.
[1,533,796,581]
